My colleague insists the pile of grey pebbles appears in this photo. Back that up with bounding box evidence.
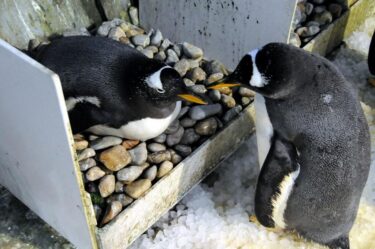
[68,17,255,226]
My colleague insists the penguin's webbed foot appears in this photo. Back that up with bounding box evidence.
[249,215,282,233]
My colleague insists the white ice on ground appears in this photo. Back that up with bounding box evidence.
[131,19,375,249]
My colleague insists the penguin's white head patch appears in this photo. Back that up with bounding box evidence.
[145,66,171,93]
[248,49,268,88]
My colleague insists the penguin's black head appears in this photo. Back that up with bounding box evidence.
[134,65,206,106]
[208,43,309,99]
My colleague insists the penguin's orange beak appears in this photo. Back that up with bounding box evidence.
[178,94,207,105]
[206,82,241,90]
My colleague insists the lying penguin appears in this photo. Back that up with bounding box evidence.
[30,36,205,141]
[209,43,370,249]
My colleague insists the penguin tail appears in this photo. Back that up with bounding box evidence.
[326,236,350,249]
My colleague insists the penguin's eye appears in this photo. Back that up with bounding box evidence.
[157,88,165,94]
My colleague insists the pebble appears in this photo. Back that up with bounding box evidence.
[143,165,157,181]
[86,167,105,181]
[241,97,251,106]
[125,179,152,199]
[63,28,90,37]
[151,29,163,46]
[108,27,126,41]
[100,145,132,171]
[147,150,172,164]
[160,39,172,51]
[174,59,191,76]
[173,44,182,57]
[128,142,147,165]
[305,3,314,15]
[73,133,84,140]
[97,21,113,36]
[177,106,190,118]
[154,51,166,61]
[110,193,133,207]
[132,34,150,47]
[125,26,144,37]
[119,22,130,32]
[79,158,96,171]
[218,87,232,95]
[173,145,192,157]
[312,0,325,4]
[183,78,195,87]
[223,105,242,123]
[147,143,167,152]
[313,6,327,14]
[186,67,206,83]
[169,149,183,164]
[117,166,144,183]
[189,104,222,120]
[166,126,184,146]
[194,117,218,136]
[93,205,102,221]
[189,84,207,94]
[180,117,197,128]
[146,45,158,53]
[180,128,201,145]
[122,140,140,150]
[90,136,122,150]
[187,59,200,69]
[74,140,88,150]
[306,21,320,27]
[101,201,122,226]
[153,134,167,143]
[139,162,150,171]
[238,87,255,97]
[157,161,174,178]
[182,42,203,59]
[165,119,180,134]
[206,73,224,84]
[221,94,236,108]
[78,148,95,161]
[166,49,179,64]
[313,11,332,25]
[328,3,343,19]
[119,36,130,44]
[99,175,115,198]
[141,49,154,59]
[129,6,139,26]
[202,60,228,75]
[115,181,124,193]
[297,25,320,37]
[88,135,99,141]
[208,89,221,102]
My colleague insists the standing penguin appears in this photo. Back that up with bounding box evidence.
[208,43,370,249]
[30,36,205,141]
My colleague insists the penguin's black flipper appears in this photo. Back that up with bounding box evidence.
[326,236,350,249]
[369,30,375,75]
[254,132,299,228]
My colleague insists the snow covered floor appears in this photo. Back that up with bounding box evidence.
[131,19,375,249]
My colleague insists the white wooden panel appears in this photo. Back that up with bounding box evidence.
[0,40,95,249]
[140,0,297,69]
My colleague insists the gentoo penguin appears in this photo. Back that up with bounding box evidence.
[208,43,370,249]
[30,36,206,141]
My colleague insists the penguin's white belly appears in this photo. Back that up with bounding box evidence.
[254,94,274,168]
[87,102,181,141]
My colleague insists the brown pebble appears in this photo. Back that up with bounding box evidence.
[119,36,130,44]
[194,117,218,136]
[99,175,115,198]
[147,150,172,164]
[100,201,122,226]
[122,140,140,149]
[218,87,232,95]
[73,134,84,140]
[125,179,152,199]
[157,161,173,178]
[100,145,132,171]
[86,166,105,181]
[221,94,236,108]
[74,140,88,150]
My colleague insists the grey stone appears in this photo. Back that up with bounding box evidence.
[180,117,197,128]
[166,49,179,64]
[63,27,90,37]
[180,128,201,145]
[93,204,102,221]
[187,59,200,69]
[90,136,123,150]
[238,87,255,97]
[157,161,174,178]
[313,11,332,25]
[208,89,221,102]
[136,46,144,52]
[189,104,222,120]
[79,158,96,171]
[125,179,152,199]
[206,73,224,84]
[128,142,148,165]
[153,133,167,143]
[115,181,124,193]
[177,106,190,119]
[114,193,133,207]
[151,29,163,46]
[129,6,139,25]
[202,60,228,75]
[305,3,314,15]
[182,42,203,59]
[165,119,180,134]
[147,150,172,164]
[221,94,236,108]
[98,175,115,198]
[194,117,218,136]
[155,51,166,61]
[160,38,172,51]
[186,67,206,83]
[132,34,150,47]
[108,27,126,41]
[169,149,183,164]
[147,143,167,153]
[173,145,192,157]
[306,21,321,27]
[145,45,158,53]
[141,49,154,59]
[296,25,320,37]
[78,148,96,161]
[86,166,105,181]
[189,84,207,94]
[166,126,184,146]
[222,105,243,123]
[314,6,327,14]
[173,44,182,57]
[183,78,195,87]
[97,21,114,36]
[143,165,157,181]
[117,166,144,183]
[174,59,191,76]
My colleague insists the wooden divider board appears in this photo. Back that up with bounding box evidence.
[0,40,97,249]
